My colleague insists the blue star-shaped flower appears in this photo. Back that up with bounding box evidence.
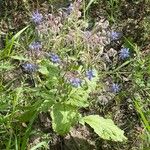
[119,48,130,59]
[29,41,42,51]
[49,53,60,63]
[31,11,43,24]
[110,31,122,41]
[86,70,95,80]
[70,78,82,88]
[111,83,120,93]
[22,63,38,73]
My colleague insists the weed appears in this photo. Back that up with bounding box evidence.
[0,0,150,149]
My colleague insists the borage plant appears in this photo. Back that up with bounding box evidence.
[15,0,127,143]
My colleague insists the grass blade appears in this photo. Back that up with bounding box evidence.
[30,142,47,150]
[85,0,96,12]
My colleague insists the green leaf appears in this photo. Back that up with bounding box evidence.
[11,55,30,61]
[82,115,127,142]
[18,110,37,122]
[21,112,37,150]
[85,0,97,12]
[51,103,79,135]
[13,25,29,40]
[18,92,55,122]
[17,99,43,122]
[0,25,29,59]
[0,62,14,71]
[39,59,60,77]
[66,88,89,107]
[30,142,47,150]
[134,98,150,132]
[38,66,49,75]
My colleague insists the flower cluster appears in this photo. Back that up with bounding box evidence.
[69,77,82,87]
[68,69,95,88]
[48,53,61,64]
[22,63,38,73]
[36,13,62,35]
[29,41,42,51]
[83,31,109,49]
[31,11,43,24]
[29,6,130,93]
[81,19,110,50]
[65,0,82,18]
[66,3,74,15]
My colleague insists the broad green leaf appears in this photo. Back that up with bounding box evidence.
[47,64,59,77]
[11,55,30,61]
[18,110,37,122]
[67,88,89,107]
[39,59,60,77]
[82,115,127,142]
[51,103,79,135]
[38,66,49,75]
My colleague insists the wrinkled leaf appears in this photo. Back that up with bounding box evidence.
[38,66,49,75]
[67,88,89,107]
[39,59,60,77]
[82,115,127,142]
[51,103,79,135]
